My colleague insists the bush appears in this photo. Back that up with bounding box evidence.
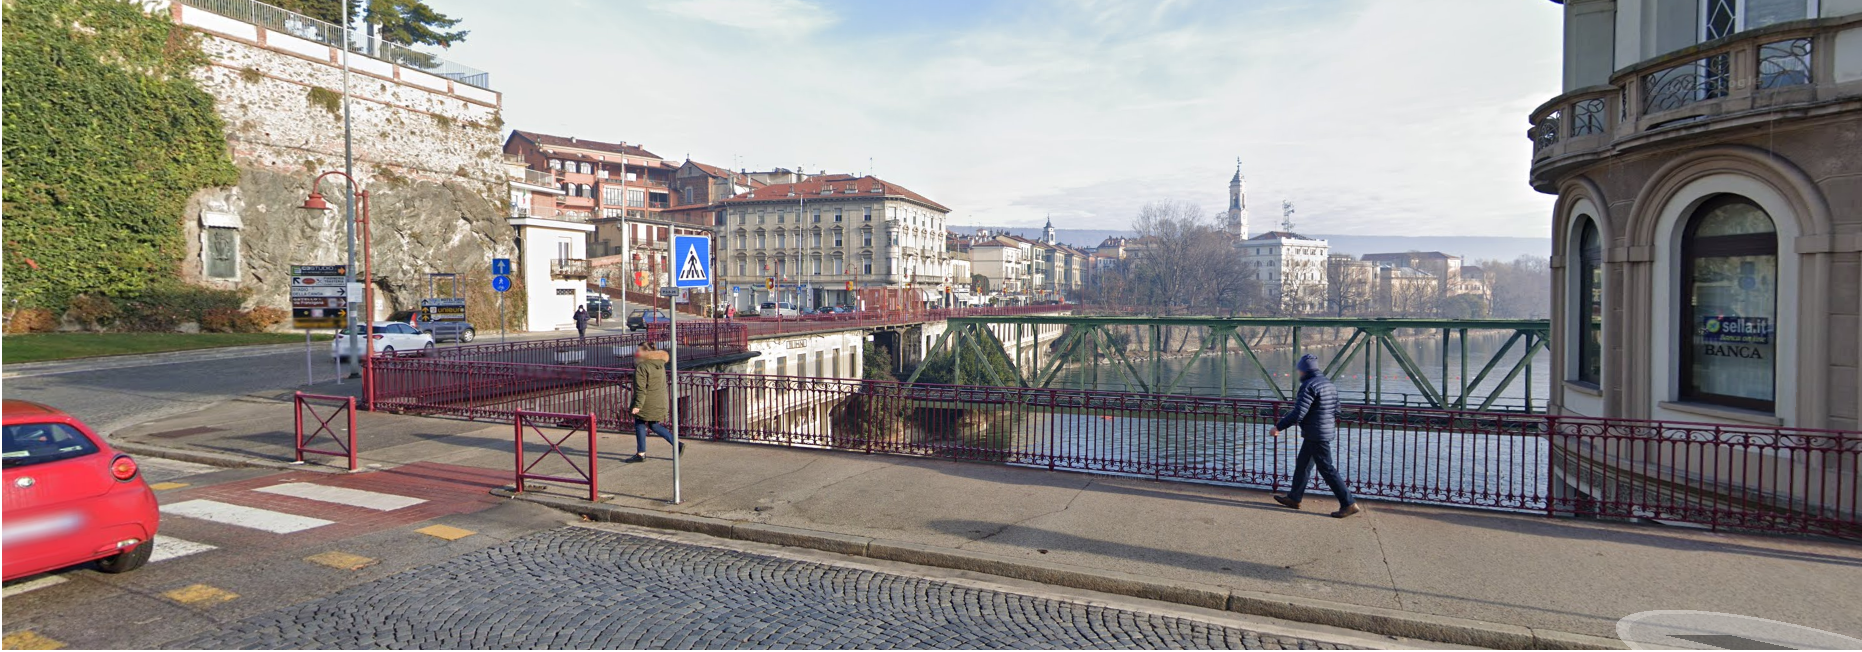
[5,308,57,334]
[242,306,286,332]
[202,305,287,333]
[64,294,119,330]
[115,286,246,332]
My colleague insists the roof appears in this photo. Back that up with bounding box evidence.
[721,175,950,213]
[1362,251,1457,260]
[510,130,661,161]
[1247,231,1322,242]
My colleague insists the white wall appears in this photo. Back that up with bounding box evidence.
[513,219,592,332]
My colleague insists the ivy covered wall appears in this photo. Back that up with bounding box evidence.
[2,0,240,310]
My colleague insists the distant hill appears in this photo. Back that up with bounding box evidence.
[954,227,1550,264]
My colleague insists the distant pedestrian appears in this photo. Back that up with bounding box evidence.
[573,306,589,338]
[623,341,682,463]
[1270,353,1359,518]
[725,305,736,322]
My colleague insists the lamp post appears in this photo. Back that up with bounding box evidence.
[301,171,374,409]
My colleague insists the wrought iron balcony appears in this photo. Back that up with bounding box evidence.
[1526,14,1859,193]
[551,258,590,279]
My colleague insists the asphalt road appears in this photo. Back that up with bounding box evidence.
[2,346,344,437]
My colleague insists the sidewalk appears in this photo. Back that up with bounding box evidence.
[115,397,1862,648]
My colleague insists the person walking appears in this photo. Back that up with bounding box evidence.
[623,341,683,463]
[1270,353,1359,518]
[573,305,589,339]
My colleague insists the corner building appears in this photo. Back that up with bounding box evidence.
[1532,0,1862,431]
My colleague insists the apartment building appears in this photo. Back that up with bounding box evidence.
[716,174,951,310]
[1239,231,1330,313]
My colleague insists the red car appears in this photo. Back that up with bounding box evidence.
[2,400,160,581]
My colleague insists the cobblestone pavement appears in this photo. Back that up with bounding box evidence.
[177,527,1356,650]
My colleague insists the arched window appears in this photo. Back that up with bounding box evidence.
[1574,217,1602,386]
[1680,196,1777,412]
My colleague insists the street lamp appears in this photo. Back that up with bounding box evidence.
[301,171,374,409]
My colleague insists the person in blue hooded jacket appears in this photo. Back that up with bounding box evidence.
[1270,353,1360,518]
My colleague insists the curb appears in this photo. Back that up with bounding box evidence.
[503,491,1623,650]
[113,441,296,470]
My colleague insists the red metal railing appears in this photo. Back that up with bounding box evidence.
[514,409,598,501]
[370,359,1861,539]
[293,392,357,471]
[422,323,748,367]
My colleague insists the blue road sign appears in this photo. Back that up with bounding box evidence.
[673,235,711,288]
[492,275,512,292]
[491,258,512,276]
[599,277,608,287]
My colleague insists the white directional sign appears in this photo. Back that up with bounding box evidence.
[674,235,710,288]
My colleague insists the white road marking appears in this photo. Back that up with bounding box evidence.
[160,500,333,533]
[252,483,426,512]
[148,536,217,563]
[1,575,68,597]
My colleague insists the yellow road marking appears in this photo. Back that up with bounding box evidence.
[148,482,189,491]
[163,584,238,605]
[304,551,377,570]
[415,524,475,541]
[1,631,66,650]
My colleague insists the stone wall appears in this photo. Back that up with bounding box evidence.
[171,3,521,326]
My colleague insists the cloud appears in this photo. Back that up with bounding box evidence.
[444,0,1564,237]
[655,0,837,34]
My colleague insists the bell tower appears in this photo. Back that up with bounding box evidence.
[1228,158,1249,240]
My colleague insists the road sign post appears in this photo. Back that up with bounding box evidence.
[669,235,711,505]
[492,259,512,344]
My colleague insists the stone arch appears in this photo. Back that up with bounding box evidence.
[1627,145,1832,248]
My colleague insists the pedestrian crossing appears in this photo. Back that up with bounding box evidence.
[252,482,427,511]
[147,482,428,557]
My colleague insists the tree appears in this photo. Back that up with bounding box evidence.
[1479,255,1551,319]
[365,0,468,49]
[1325,257,1375,316]
[1107,201,1257,316]
[270,0,356,25]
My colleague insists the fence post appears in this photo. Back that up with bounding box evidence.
[1544,414,1557,518]
[293,392,305,464]
[587,412,599,502]
[346,396,358,471]
[513,411,525,494]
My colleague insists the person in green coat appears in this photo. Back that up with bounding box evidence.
[624,341,682,462]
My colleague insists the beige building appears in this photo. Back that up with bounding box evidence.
[1240,231,1330,313]
[717,175,950,310]
[1531,0,1862,431]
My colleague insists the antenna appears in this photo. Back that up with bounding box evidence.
[1281,200,1296,232]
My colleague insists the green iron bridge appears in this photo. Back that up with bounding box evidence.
[907,316,1554,413]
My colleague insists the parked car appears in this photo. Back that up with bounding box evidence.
[813,305,841,315]
[759,301,802,318]
[332,322,435,360]
[586,296,614,319]
[626,309,670,331]
[3,400,160,581]
[387,310,476,343]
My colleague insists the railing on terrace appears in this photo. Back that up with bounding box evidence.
[178,0,492,89]
[551,259,590,279]
[1527,15,1859,188]
[367,363,1861,540]
[521,168,558,188]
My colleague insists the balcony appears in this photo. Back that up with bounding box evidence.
[1527,15,1862,193]
[551,259,590,279]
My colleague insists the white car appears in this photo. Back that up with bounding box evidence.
[332,322,435,360]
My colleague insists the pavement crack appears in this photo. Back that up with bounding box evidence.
[962,479,1093,548]
[1366,512,1404,610]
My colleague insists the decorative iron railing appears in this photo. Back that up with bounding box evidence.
[368,362,1862,539]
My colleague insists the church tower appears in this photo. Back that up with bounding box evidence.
[1227,158,1249,240]
[1043,214,1056,245]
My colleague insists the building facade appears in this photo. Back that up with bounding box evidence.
[505,159,590,331]
[716,175,951,310]
[1531,0,1861,431]
[1240,231,1330,313]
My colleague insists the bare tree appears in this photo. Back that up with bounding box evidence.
[1480,255,1552,319]
[1113,201,1257,315]
[1324,256,1374,317]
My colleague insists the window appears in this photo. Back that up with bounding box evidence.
[1705,0,1810,39]
[205,227,239,279]
[834,209,843,222]
[737,260,747,276]
[736,234,747,249]
[549,159,562,170]
[861,256,873,274]
[833,230,843,247]
[863,207,873,222]
[627,188,645,207]
[863,231,873,247]
[756,233,766,248]
[811,257,822,274]
[813,209,821,223]
[2,422,100,467]
[604,186,625,205]
[1575,218,1603,386]
[778,211,785,224]
[1679,196,1777,412]
[832,255,843,275]
[777,232,786,248]
[812,231,822,247]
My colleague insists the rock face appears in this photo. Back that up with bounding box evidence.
[173,10,524,327]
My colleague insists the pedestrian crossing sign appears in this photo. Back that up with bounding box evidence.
[673,235,710,288]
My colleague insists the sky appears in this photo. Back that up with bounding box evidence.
[441,0,1566,237]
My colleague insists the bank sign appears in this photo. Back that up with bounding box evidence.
[1702,316,1772,344]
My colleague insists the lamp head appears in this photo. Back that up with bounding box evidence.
[300,192,332,211]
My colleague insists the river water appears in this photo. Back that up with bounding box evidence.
[1043,328,1552,412]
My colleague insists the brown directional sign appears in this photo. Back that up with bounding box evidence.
[292,264,348,329]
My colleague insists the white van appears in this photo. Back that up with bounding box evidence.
[759,301,802,317]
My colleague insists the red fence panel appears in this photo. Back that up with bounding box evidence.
[294,391,356,470]
[514,409,599,502]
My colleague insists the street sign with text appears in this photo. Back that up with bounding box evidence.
[291,264,348,329]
